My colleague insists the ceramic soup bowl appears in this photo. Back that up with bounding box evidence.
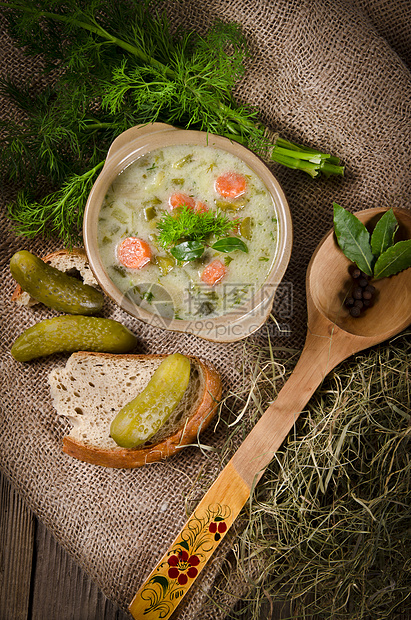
[83,123,292,342]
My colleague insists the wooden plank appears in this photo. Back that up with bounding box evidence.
[0,472,131,620]
[0,471,35,620]
[30,520,131,620]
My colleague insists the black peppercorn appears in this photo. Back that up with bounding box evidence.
[346,263,376,318]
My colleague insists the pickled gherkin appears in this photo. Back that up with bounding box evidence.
[215,199,246,212]
[155,255,175,275]
[143,205,157,221]
[240,216,253,240]
[110,353,191,448]
[10,251,104,315]
[172,154,193,168]
[11,316,138,362]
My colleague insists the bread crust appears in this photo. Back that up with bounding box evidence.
[61,353,222,468]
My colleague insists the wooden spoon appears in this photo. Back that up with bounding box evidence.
[128,207,411,620]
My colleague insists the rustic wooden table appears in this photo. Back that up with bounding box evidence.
[1,471,131,620]
[2,467,410,620]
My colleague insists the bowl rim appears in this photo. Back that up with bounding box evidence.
[83,124,293,342]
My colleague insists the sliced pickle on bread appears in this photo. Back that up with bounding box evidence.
[49,351,222,468]
[110,353,191,449]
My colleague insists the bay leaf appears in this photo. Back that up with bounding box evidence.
[333,204,374,276]
[373,240,411,279]
[211,237,248,253]
[170,240,204,261]
[370,208,398,257]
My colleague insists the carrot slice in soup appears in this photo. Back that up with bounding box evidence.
[215,171,247,199]
[201,260,227,286]
[168,192,196,211]
[117,237,152,269]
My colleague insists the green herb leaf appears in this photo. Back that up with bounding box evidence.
[170,240,205,262]
[370,208,398,258]
[7,163,104,247]
[333,203,374,276]
[211,237,248,253]
[373,240,411,279]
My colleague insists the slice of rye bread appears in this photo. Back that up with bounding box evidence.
[49,351,222,468]
[11,248,99,306]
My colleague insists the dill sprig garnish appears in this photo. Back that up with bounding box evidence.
[157,206,236,248]
[157,206,246,262]
[0,0,344,244]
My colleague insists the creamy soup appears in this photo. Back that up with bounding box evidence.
[97,144,278,320]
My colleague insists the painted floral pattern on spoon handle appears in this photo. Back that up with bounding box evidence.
[129,462,251,619]
[140,504,230,617]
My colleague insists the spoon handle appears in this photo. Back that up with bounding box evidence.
[230,322,352,486]
[128,460,250,620]
[128,323,352,619]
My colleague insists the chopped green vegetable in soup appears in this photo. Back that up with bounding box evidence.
[97,145,278,319]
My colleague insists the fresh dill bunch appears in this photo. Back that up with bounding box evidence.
[0,76,108,190]
[100,18,259,140]
[7,163,104,247]
[1,0,344,178]
[0,81,79,186]
[0,0,344,244]
[157,206,237,248]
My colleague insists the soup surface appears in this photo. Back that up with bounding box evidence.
[97,144,278,321]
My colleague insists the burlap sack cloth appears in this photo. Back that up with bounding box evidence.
[1,0,410,617]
